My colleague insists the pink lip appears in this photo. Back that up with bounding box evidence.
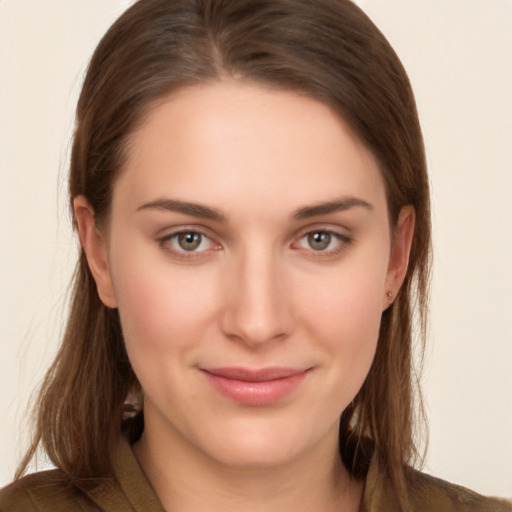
[201,367,311,406]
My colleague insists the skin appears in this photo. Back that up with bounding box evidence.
[75,81,414,512]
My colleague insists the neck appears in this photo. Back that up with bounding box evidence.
[133,419,364,512]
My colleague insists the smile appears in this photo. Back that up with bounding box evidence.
[200,367,312,406]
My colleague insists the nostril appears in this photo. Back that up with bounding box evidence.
[220,290,294,346]
[219,254,295,345]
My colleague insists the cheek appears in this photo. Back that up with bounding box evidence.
[314,279,382,368]
[310,286,381,411]
[110,251,219,357]
[296,252,388,396]
[299,249,388,337]
[111,259,223,406]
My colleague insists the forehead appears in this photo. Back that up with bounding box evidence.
[114,81,387,219]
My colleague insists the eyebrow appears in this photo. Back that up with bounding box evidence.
[137,196,372,222]
[137,199,227,222]
[292,197,373,220]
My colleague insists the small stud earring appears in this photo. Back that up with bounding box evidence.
[386,291,393,300]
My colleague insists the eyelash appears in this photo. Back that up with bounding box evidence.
[293,229,353,257]
[158,228,353,259]
[158,229,220,260]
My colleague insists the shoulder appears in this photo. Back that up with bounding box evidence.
[0,439,164,512]
[364,451,511,512]
[0,470,99,512]
[406,469,512,512]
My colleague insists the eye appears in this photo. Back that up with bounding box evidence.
[176,232,204,251]
[295,229,352,254]
[305,231,334,251]
[162,230,219,254]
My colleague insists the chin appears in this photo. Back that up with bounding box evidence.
[208,439,299,469]
[196,416,333,470]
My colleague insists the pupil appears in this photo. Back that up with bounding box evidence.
[178,232,201,251]
[308,232,331,250]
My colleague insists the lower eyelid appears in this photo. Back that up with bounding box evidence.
[322,233,349,251]
[292,230,352,252]
[159,230,216,252]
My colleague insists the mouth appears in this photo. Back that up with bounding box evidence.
[200,367,312,406]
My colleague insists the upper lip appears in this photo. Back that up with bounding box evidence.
[201,367,311,382]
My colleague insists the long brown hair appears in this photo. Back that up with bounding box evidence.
[19,0,431,507]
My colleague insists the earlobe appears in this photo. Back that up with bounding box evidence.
[73,196,117,308]
[383,206,415,309]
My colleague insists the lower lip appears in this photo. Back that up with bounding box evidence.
[202,370,310,406]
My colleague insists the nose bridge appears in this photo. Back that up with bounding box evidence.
[222,244,292,345]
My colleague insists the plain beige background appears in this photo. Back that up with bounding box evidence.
[1,0,511,498]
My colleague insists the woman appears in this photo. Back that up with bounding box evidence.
[0,0,510,510]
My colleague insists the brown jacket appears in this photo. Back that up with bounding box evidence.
[1,438,510,512]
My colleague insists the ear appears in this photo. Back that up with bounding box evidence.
[383,205,415,310]
[73,196,117,308]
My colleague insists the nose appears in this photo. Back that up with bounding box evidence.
[220,249,294,347]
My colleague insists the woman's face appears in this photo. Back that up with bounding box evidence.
[77,81,413,468]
